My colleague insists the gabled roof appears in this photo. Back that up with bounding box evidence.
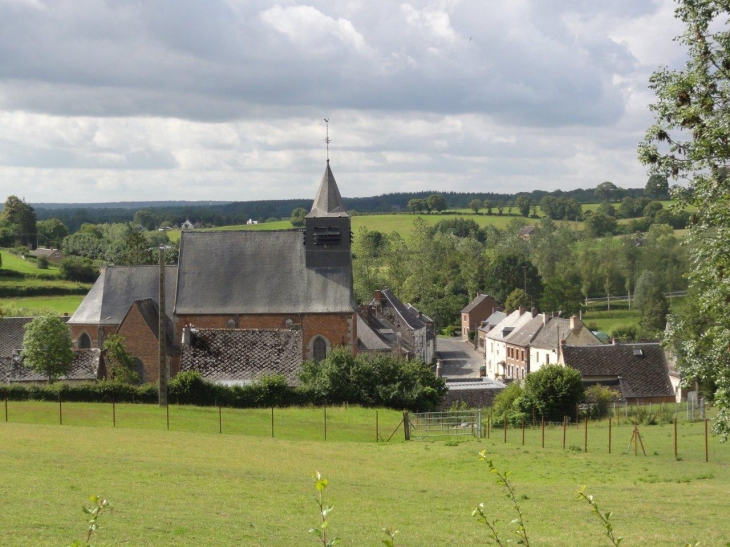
[562,343,674,399]
[0,349,102,383]
[30,248,63,258]
[118,299,179,356]
[461,294,497,314]
[0,317,70,358]
[69,266,178,326]
[379,288,428,331]
[505,315,544,347]
[180,328,303,385]
[486,309,533,341]
[357,314,392,352]
[175,231,355,315]
[306,162,349,218]
[478,311,507,333]
[531,317,601,350]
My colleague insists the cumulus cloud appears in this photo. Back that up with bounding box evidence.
[0,0,689,202]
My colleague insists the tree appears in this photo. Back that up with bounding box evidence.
[59,257,99,282]
[584,212,617,237]
[485,254,542,305]
[639,284,670,337]
[516,365,585,422]
[468,199,482,213]
[645,174,669,199]
[504,288,529,313]
[514,195,531,217]
[496,201,504,215]
[483,199,494,215]
[122,230,154,265]
[290,207,306,227]
[36,218,69,248]
[618,234,642,309]
[643,201,664,220]
[633,270,661,311]
[541,276,584,316]
[102,335,140,384]
[427,194,447,213]
[21,316,74,383]
[639,0,730,438]
[407,199,425,214]
[594,181,618,202]
[133,210,156,231]
[2,196,37,247]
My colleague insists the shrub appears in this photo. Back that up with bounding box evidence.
[516,365,584,422]
[490,382,525,426]
[36,255,49,269]
[60,257,99,283]
[584,385,620,419]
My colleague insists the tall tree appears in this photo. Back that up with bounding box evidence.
[21,316,74,383]
[427,194,447,213]
[468,199,482,213]
[639,0,730,438]
[645,174,669,199]
[2,196,37,247]
[594,181,619,202]
[36,218,69,248]
[485,254,542,305]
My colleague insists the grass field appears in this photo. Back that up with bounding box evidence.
[0,294,85,315]
[0,403,729,546]
[582,296,686,334]
[0,250,61,278]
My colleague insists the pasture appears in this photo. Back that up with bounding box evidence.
[1,402,729,546]
[0,294,85,315]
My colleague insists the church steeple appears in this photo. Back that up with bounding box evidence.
[306,161,348,218]
[304,161,352,269]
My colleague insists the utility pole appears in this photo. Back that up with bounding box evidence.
[158,246,168,408]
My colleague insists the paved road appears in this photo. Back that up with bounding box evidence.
[436,336,483,378]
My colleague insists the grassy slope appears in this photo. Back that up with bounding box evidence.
[0,250,61,277]
[0,408,728,546]
[0,295,85,315]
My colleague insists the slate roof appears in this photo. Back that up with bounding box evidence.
[478,311,507,333]
[0,349,102,383]
[180,328,303,385]
[461,294,497,314]
[505,314,544,347]
[531,317,601,350]
[175,230,354,315]
[562,343,675,399]
[0,317,70,358]
[486,310,533,341]
[69,266,178,326]
[306,162,349,218]
[30,248,63,259]
[381,289,429,331]
[357,314,392,352]
[119,299,180,356]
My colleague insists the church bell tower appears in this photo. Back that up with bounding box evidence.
[304,160,351,269]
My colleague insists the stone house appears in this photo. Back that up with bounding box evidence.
[529,315,601,373]
[30,248,66,265]
[560,342,675,404]
[460,293,500,342]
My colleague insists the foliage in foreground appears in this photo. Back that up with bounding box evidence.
[21,315,74,383]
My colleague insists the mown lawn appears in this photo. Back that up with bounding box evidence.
[0,250,61,278]
[0,403,728,546]
[0,294,85,315]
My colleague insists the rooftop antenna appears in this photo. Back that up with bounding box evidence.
[324,119,331,163]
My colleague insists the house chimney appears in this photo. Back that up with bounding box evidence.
[552,311,559,318]
[518,306,526,316]
[181,325,191,346]
[436,359,442,378]
[374,290,382,305]
[570,315,579,331]
[531,307,538,318]
[542,313,548,326]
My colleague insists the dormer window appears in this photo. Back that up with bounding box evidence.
[313,226,341,245]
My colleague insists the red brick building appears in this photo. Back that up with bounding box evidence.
[461,293,500,342]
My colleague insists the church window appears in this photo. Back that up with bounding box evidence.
[313,226,341,245]
[77,332,91,349]
[313,336,328,362]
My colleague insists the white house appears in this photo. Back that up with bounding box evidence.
[181,219,194,230]
[484,307,533,379]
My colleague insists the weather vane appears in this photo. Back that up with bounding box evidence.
[324,119,331,162]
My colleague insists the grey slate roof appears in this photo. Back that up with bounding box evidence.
[175,230,355,315]
[357,314,392,352]
[306,162,349,218]
[119,299,180,356]
[461,294,497,314]
[478,311,507,333]
[180,328,303,385]
[562,343,675,399]
[381,289,428,331]
[531,317,601,350]
[0,317,70,358]
[69,266,178,326]
[504,315,545,347]
[0,349,102,383]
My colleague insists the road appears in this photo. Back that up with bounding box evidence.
[436,336,484,378]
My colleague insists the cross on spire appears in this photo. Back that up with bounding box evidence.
[324,119,331,162]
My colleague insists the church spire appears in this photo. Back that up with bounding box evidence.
[306,161,348,218]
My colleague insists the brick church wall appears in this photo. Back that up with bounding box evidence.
[68,324,116,350]
[115,306,178,383]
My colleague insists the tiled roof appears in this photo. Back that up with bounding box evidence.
[175,231,355,315]
[306,162,349,218]
[486,310,533,341]
[461,294,497,314]
[505,315,544,347]
[180,328,303,385]
[0,349,102,383]
[357,314,392,352]
[562,343,674,399]
[0,317,70,358]
[69,266,178,326]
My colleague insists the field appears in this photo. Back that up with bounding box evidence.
[582,296,686,335]
[0,294,85,315]
[0,250,61,277]
[1,403,729,546]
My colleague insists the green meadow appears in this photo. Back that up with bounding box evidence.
[0,403,728,546]
[0,294,85,315]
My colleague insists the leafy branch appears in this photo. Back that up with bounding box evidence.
[68,495,110,547]
[309,471,340,547]
[577,487,623,547]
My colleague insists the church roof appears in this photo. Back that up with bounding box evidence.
[175,230,355,315]
[306,162,348,218]
[68,266,178,326]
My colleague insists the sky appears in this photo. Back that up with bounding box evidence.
[0,0,688,204]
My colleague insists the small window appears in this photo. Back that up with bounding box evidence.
[313,226,341,245]
[313,337,328,362]
[227,319,236,328]
[77,332,91,349]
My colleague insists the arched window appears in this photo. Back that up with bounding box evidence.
[227,319,236,328]
[77,332,91,349]
[313,337,328,362]
[132,358,145,384]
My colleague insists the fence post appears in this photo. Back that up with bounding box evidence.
[58,392,62,426]
[487,410,491,438]
[522,416,525,445]
[4,396,7,422]
[608,416,612,454]
[112,399,116,428]
[673,417,677,458]
[376,411,379,442]
[403,411,410,441]
[705,419,709,463]
[166,403,170,431]
[562,416,566,449]
[324,406,327,441]
[541,416,545,449]
[271,407,274,438]
[503,415,507,443]
[219,405,222,434]
[584,416,588,453]
[576,404,579,428]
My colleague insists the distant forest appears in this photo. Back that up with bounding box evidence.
[32,187,650,232]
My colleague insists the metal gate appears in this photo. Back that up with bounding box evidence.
[408,410,482,440]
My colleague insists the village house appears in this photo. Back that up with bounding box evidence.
[460,293,500,342]
[484,306,533,380]
[477,310,506,356]
[503,309,544,380]
[181,219,194,230]
[66,161,358,384]
[560,342,676,404]
[529,315,600,372]
[30,247,66,265]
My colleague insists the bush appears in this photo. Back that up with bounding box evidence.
[36,255,49,269]
[584,385,620,419]
[60,257,99,283]
[8,246,30,256]
[516,365,584,422]
[490,382,526,426]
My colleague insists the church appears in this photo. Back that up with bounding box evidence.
[67,161,358,384]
